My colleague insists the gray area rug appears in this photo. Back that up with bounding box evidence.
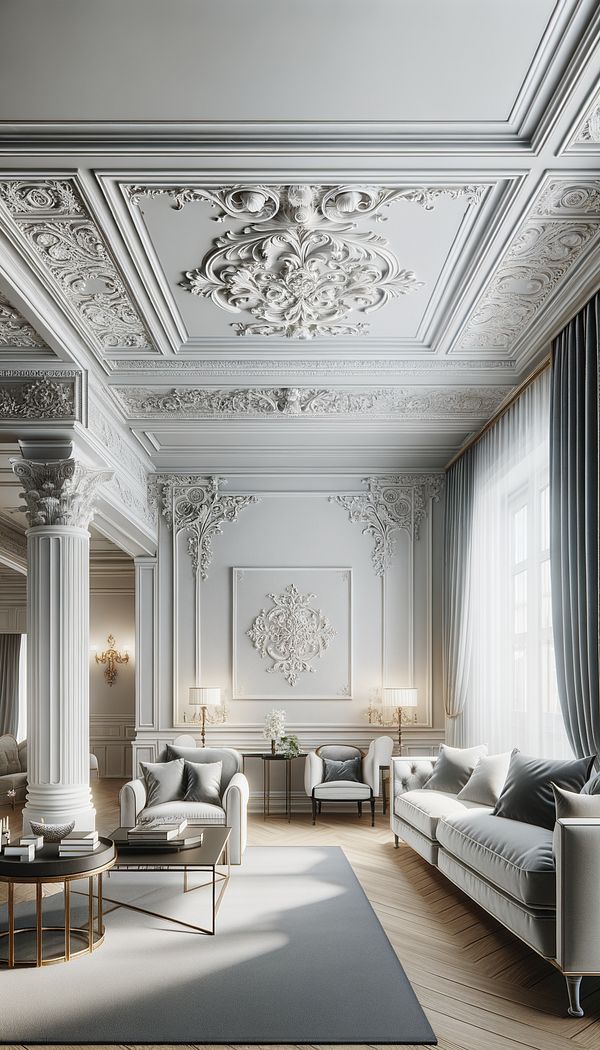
[0,845,436,1044]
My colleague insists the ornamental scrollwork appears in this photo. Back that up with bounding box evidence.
[574,96,600,144]
[0,292,48,348]
[149,474,258,579]
[331,474,444,576]
[0,378,75,419]
[10,457,113,529]
[128,183,484,339]
[247,583,335,686]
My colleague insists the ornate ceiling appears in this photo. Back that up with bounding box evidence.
[0,0,599,493]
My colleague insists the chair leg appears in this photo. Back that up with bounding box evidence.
[317,801,322,814]
[394,834,399,848]
[370,797,375,827]
[566,975,584,1017]
[311,796,317,825]
[357,801,363,817]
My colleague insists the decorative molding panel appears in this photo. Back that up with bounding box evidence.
[128,183,483,339]
[0,371,82,422]
[0,179,154,354]
[114,384,510,420]
[90,714,135,778]
[458,179,600,352]
[110,357,517,377]
[149,474,258,579]
[332,473,444,576]
[0,291,49,349]
[10,457,113,528]
[572,91,600,145]
[247,582,336,686]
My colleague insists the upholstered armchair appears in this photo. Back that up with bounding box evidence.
[119,737,249,863]
[304,737,393,825]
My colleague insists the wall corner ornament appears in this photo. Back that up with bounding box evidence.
[10,457,113,528]
[246,583,336,686]
[148,474,258,579]
[331,473,445,575]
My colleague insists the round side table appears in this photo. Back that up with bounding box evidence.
[0,837,115,967]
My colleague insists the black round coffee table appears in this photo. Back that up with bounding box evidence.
[0,837,115,967]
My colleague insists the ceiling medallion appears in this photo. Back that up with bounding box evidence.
[129,183,484,339]
[247,583,336,686]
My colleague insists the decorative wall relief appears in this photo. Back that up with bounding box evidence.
[150,474,258,579]
[247,583,336,686]
[128,183,484,339]
[331,474,444,576]
[0,375,78,420]
[10,457,113,529]
[0,292,49,349]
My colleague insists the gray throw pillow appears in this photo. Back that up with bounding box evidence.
[582,770,600,794]
[322,756,362,783]
[424,743,488,794]
[552,782,600,819]
[184,759,223,803]
[493,752,595,830]
[140,757,185,807]
[457,751,513,806]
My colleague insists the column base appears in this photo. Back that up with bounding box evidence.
[22,784,96,834]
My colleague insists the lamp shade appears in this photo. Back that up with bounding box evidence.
[382,686,418,719]
[189,686,221,706]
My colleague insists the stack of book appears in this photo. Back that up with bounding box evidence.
[3,840,36,862]
[126,819,203,848]
[58,831,99,857]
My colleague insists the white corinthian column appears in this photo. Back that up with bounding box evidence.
[10,455,112,832]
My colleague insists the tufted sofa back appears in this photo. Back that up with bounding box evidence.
[392,756,437,796]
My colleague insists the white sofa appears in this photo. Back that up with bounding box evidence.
[391,755,600,1018]
[119,740,249,864]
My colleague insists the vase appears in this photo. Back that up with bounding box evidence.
[271,739,276,755]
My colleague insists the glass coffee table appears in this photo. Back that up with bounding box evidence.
[107,826,231,936]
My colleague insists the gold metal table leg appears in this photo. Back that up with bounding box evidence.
[7,881,14,969]
[88,876,94,951]
[97,873,103,936]
[36,882,42,966]
[64,880,71,961]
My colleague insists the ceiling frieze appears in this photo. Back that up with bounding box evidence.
[112,384,510,420]
[0,291,49,349]
[127,183,484,340]
[458,179,600,353]
[0,179,155,354]
[0,375,78,422]
[109,357,517,376]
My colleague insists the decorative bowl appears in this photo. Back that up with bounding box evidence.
[29,819,75,843]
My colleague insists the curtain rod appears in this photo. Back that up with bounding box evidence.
[444,353,551,472]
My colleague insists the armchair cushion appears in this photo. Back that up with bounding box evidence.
[139,800,226,824]
[184,759,222,803]
[165,744,240,792]
[314,780,372,801]
[322,756,361,784]
[140,757,185,806]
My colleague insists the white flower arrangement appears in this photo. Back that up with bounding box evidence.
[263,708,286,742]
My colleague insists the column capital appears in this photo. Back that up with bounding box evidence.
[10,456,113,529]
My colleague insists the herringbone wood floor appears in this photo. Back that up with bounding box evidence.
[2,779,600,1050]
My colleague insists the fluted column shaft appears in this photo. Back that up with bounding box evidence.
[25,525,94,830]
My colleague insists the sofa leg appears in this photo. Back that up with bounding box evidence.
[311,796,317,825]
[370,797,375,827]
[394,834,399,848]
[566,975,584,1017]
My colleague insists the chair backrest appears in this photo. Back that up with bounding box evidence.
[316,744,364,762]
[158,743,242,793]
[173,734,196,748]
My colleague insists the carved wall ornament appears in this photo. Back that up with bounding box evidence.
[0,292,49,349]
[331,473,445,575]
[246,583,336,686]
[10,457,113,529]
[573,94,600,144]
[149,474,258,579]
[128,183,483,339]
[115,384,509,419]
[0,179,154,353]
[0,378,75,419]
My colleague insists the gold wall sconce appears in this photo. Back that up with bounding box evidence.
[93,634,130,687]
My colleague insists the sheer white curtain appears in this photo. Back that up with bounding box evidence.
[453,369,571,758]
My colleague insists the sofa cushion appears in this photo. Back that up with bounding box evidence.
[552,782,600,819]
[139,801,226,824]
[457,751,513,806]
[436,811,556,908]
[395,789,492,840]
[493,751,595,830]
[424,743,488,794]
[0,735,20,776]
[313,780,372,800]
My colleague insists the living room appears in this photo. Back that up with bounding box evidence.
[0,2,599,1047]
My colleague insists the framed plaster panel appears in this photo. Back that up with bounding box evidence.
[232,566,353,701]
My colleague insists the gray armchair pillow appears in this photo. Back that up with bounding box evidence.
[322,756,362,783]
[140,757,185,807]
[492,752,595,829]
[184,760,223,804]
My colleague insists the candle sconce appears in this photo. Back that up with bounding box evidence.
[93,634,130,687]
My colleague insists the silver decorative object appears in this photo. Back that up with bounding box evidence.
[29,819,76,843]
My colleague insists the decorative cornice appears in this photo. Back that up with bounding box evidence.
[86,392,155,530]
[114,384,510,420]
[128,183,483,340]
[0,376,77,421]
[10,457,113,529]
[0,291,48,349]
[0,522,27,562]
[458,180,600,352]
[148,474,258,579]
[331,473,444,575]
[110,357,518,377]
[0,179,154,354]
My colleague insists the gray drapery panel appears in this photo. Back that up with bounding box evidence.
[442,451,475,745]
[550,291,600,760]
[0,634,21,738]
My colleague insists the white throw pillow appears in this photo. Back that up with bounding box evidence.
[552,782,600,820]
[424,743,488,794]
[457,751,513,806]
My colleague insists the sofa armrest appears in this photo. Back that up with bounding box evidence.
[119,778,147,827]
[391,756,436,799]
[555,817,600,974]
[223,771,249,864]
[304,751,324,794]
